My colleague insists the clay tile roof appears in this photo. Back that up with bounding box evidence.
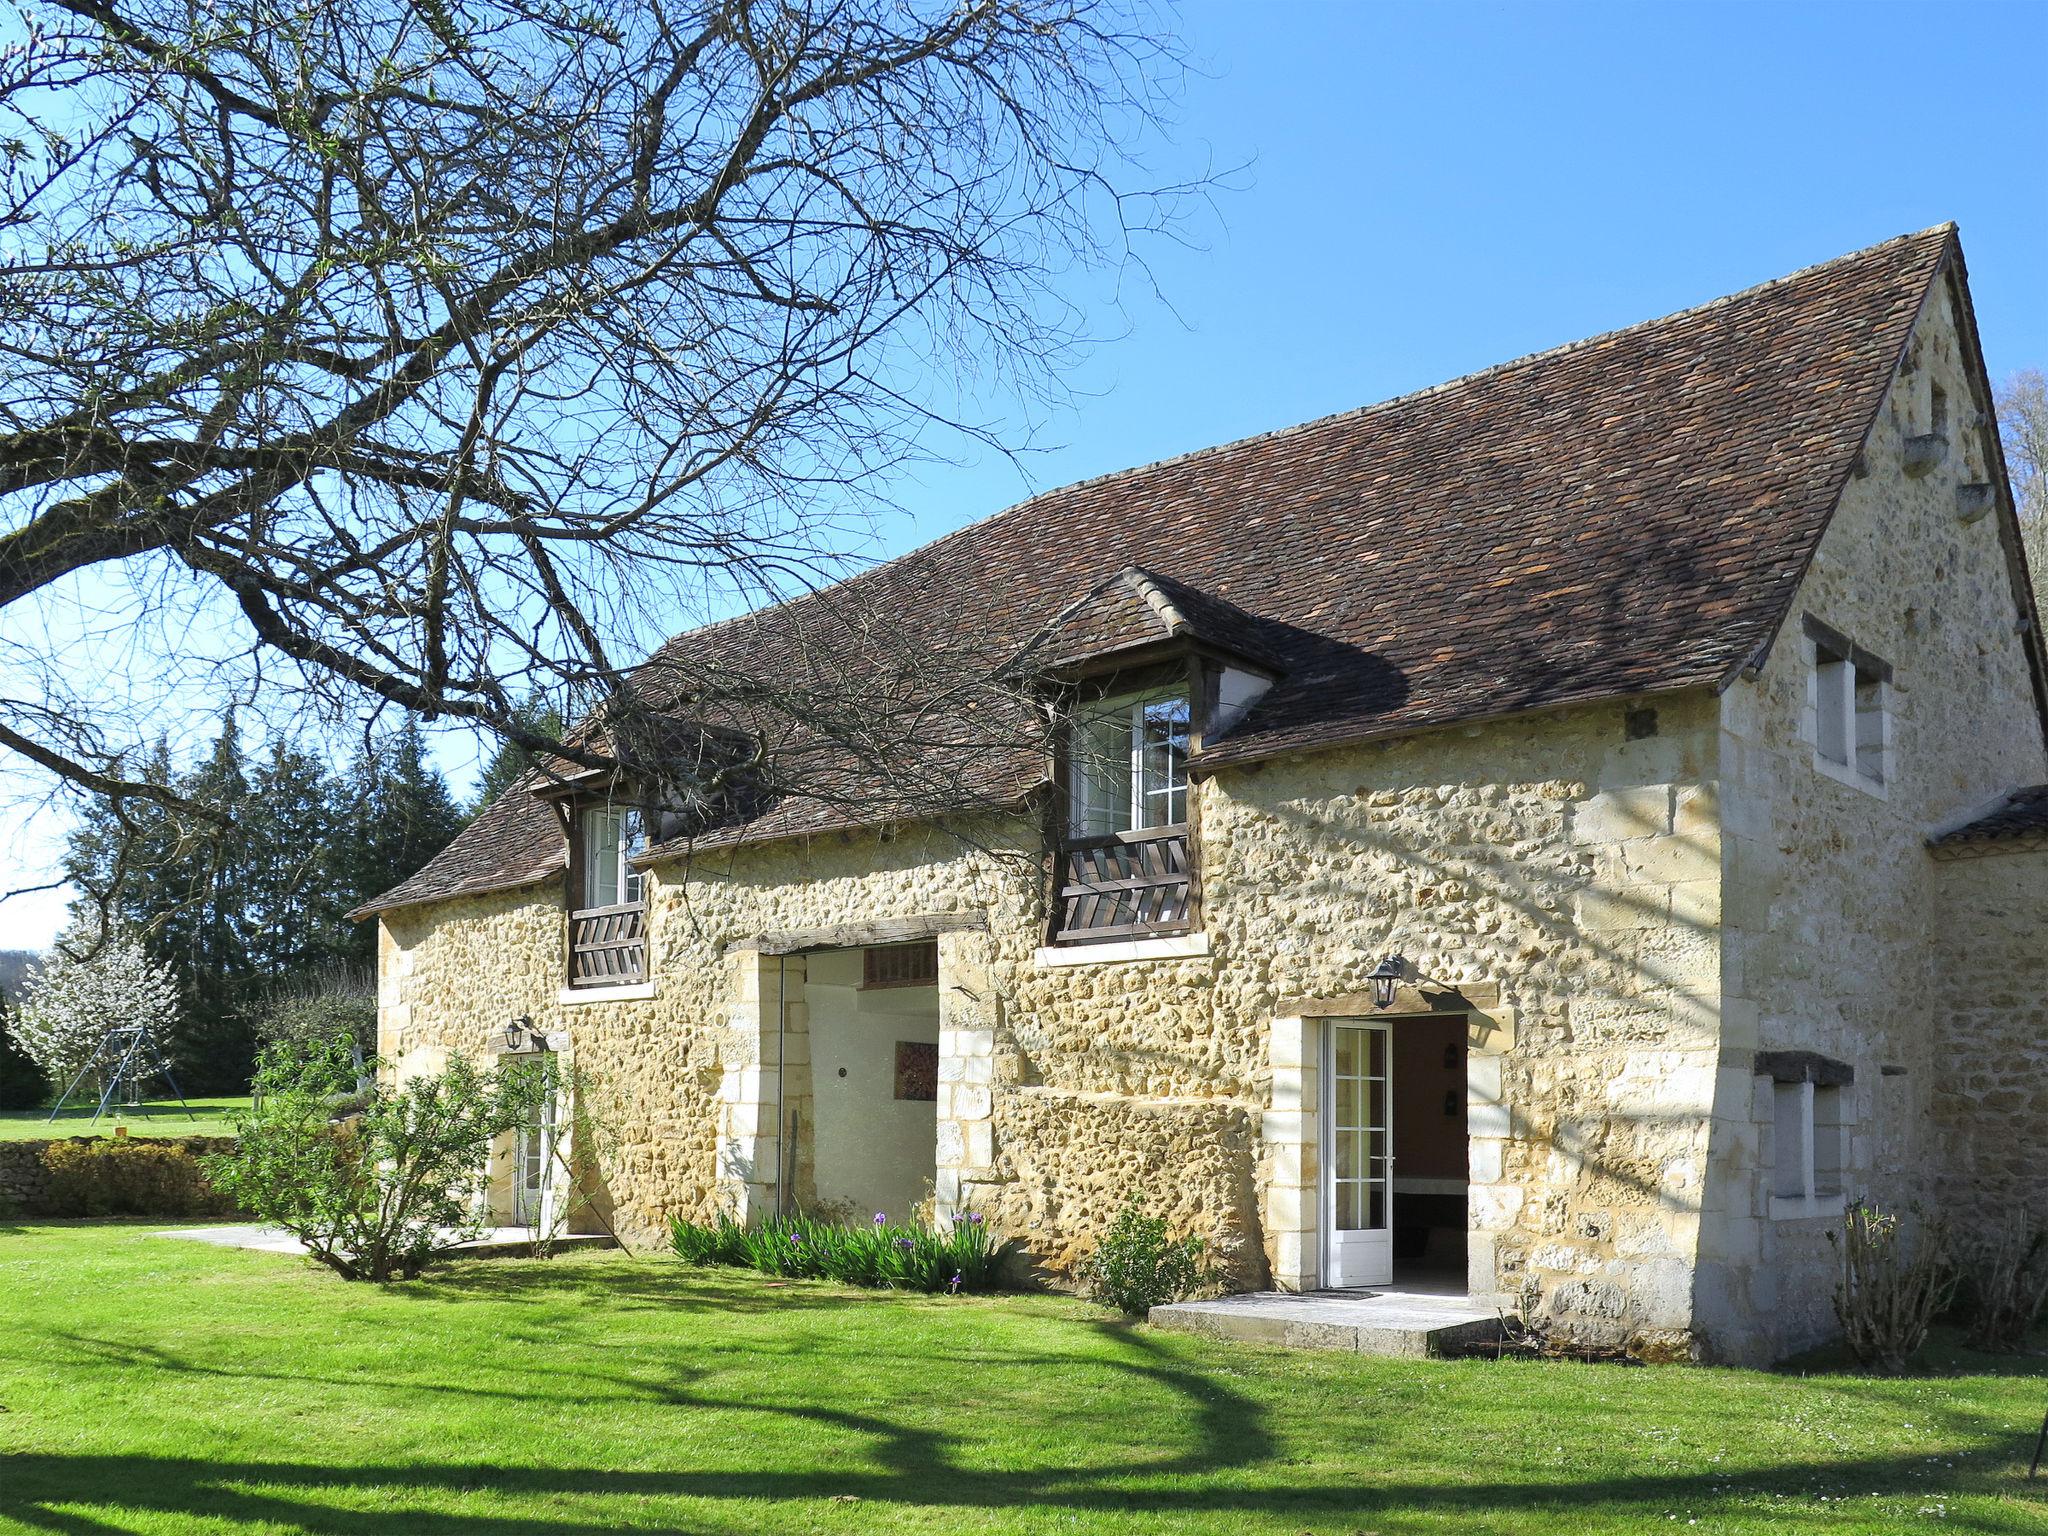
[361,225,1979,919]
[1027,565,1292,674]
[1929,785,2048,850]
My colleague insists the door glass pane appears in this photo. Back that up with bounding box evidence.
[1334,1029,1357,1078]
[1336,1180,1362,1230]
[1368,1075,1385,1131]
[1368,1186,1385,1229]
[1337,1129,1360,1180]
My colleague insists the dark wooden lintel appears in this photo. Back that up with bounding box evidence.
[1278,982,1501,1017]
[733,912,988,957]
[1754,1049,1855,1087]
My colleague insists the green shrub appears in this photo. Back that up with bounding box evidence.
[669,1210,1005,1293]
[204,1033,552,1282]
[1080,1199,1210,1318]
[40,1137,242,1218]
[1958,1213,2048,1352]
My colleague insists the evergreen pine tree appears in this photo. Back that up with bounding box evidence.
[0,982,49,1110]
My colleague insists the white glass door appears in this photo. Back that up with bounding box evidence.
[1323,1022,1393,1288]
[514,1090,552,1228]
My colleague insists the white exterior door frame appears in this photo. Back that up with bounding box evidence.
[1320,1018,1394,1289]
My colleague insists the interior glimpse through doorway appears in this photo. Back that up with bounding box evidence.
[1389,1017,1469,1288]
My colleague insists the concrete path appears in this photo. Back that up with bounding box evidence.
[1150,1286,1503,1357]
[156,1224,617,1260]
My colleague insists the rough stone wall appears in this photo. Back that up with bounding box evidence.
[1702,268,2048,1363]
[1201,696,1722,1351]
[382,691,1726,1349]
[379,823,1041,1250]
[1930,846,2048,1229]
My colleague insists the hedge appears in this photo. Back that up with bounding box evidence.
[3,1136,244,1219]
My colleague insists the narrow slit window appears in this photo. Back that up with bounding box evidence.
[1807,620,1889,791]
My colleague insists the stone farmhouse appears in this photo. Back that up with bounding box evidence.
[358,225,2048,1364]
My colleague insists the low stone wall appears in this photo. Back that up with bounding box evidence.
[0,1135,240,1217]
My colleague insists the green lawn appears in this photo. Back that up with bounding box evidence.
[0,1097,248,1141]
[0,1223,2040,1535]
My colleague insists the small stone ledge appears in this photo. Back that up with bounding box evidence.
[1769,1190,1849,1223]
[558,981,657,1005]
[1276,981,1500,1016]
[1033,932,1210,968]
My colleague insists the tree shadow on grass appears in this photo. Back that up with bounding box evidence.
[1,1442,2031,1536]
[11,1322,2040,1534]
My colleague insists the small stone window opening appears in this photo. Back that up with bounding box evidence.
[1807,618,1889,793]
[1769,1078,1846,1216]
[1930,380,1949,439]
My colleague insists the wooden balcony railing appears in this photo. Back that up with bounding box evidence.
[1054,825,1193,943]
[569,901,647,986]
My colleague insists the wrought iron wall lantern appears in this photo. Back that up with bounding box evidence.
[1366,954,1410,1009]
[501,1015,543,1053]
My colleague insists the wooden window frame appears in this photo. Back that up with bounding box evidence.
[862,940,939,989]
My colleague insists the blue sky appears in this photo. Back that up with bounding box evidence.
[3,0,2043,947]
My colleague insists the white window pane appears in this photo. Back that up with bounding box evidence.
[1068,708,1133,836]
[622,810,647,905]
[582,808,621,908]
[1854,672,1885,783]
[1772,1081,1811,1200]
[1135,695,1190,829]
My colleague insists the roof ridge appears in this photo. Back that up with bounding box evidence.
[972,225,1958,522]
[645,225,1955,666]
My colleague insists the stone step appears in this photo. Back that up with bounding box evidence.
[1149,1288,1504,1357]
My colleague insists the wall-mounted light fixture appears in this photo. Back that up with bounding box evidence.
[502,1015,538,1053]
[1366,955,1408,1009]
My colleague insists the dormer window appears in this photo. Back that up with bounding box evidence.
[1055,687,1194,944]
[1068,689,1190,837]
[579,805,646,908]
[569,802,648,986]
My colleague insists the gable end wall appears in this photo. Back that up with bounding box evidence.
[1703,265,2048,1363]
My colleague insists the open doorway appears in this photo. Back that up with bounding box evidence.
[1321,1015,1469,1292]
[1390,1017,1468,1290]
[801,942,942,1223]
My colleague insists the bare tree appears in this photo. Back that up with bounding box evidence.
[0,0,1201,836]
[1997,368,2048,620]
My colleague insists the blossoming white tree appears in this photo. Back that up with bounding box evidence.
[15,929,184,1096]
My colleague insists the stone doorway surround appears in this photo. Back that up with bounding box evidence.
[1266,983,1515,1308]
[717,914,995,1225]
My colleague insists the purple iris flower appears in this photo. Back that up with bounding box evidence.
[788,1230,803,1246]
[894,1237,915,1251]
[874,1212,888,1226]
[966,1212,983,1225]
[948,1271,963,1294]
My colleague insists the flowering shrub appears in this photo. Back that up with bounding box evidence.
[1080,1198,1211,1317]
[668,1209,1003,1293]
